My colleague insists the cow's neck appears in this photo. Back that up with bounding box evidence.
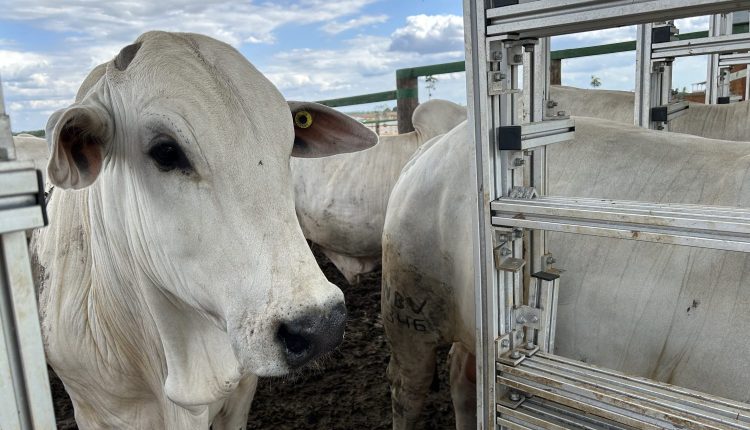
[38,184,243,424]
[37,187,163,388]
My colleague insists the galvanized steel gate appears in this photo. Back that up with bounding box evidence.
[464,1,750,429]
[0,76,55,428]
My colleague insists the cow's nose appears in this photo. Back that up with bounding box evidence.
[277,302,347,368]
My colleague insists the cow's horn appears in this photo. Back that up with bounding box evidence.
[114,42,142,71]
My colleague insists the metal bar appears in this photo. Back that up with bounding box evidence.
[720,52,750,66]
[497,353,750,429]
[0,170,39,198]
[491,197,750,252]
[0,74,15,162]
[395,60,466,79]
[464,1,498,428]
[707,14,731,104]
[491,196,750,230]
[499,397,639,429]
[491,216,750,253]
[650,100,689,123]
[634,23,655,128]
[497,119,575,151]
[653,32,750,59]
[0,236,25,430]
[550,23,749,60]
[315,90,397,108]
[487,0,750,38]
[1,232,56,429]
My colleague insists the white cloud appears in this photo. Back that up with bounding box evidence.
[3,0,379,49]
[0,50,49,80]
[389,14,464,54]
[1,0,381,130]
[553,26,636,49]
[675,16,709,33]
[264,32,465,106]
[322,14,388,35]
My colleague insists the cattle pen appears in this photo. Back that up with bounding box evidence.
[320,17,750,134]
[3,2,750,430]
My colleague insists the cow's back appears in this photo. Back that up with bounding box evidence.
[292,132,420,258]
[548,117,750,401]
[550,85,750,142]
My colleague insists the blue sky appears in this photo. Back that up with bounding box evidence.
[0,1,715,131]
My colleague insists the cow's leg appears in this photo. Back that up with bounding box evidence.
[448,343,477,430]
[386,338,438,429]
[211,374,258,430]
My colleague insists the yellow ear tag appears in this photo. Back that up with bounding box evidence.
[294,110,313,129]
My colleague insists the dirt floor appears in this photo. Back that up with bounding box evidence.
[49,245,455,429]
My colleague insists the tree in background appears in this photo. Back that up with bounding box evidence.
[590,75,602,88]
[425,75,438,99]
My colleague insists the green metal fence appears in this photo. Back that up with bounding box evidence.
[317,23,749,132]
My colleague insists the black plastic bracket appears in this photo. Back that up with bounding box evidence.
[36,169,48,226]
[650,106,668,122]
[652,26,674,44]
[532,271,560,282]
[498,126,522,151]
[491,0,520,6]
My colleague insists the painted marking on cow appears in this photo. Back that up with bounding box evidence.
[383,284,429,332]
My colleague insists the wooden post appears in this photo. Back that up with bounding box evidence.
[396,76,418,134]
[550,59,562,85]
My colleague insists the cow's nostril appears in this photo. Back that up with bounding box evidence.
[277,302,347,369]
[277,324,310,355]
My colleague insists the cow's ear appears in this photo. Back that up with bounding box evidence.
[288,101,378,158]
[45,103,111,190]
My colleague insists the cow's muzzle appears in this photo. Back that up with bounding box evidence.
[276,302,346,368]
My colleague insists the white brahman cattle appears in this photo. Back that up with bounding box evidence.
[28,31,376,429]
[292,100,466,283]
[382,117,750,429]
[550,85,750,141]
[12,134,48,174]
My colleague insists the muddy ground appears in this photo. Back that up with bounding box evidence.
[50,245,455,429]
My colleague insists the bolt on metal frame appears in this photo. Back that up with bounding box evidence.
[0,74,55,429]
[464,1,750,429]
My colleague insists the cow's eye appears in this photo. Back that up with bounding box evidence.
[148,139,191,172]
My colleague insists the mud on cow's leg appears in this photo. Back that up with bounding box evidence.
[386,339,438,430]
[382,276,443,429]
[448,343,477,430]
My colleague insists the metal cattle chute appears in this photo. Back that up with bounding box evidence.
[465,1,750,428]
[0,75,56,429]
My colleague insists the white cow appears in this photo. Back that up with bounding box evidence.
[551,85,750,141]
[292,100,466,283]
[12,134,48,173]
[382,117,750,428]
[28,31,377,429]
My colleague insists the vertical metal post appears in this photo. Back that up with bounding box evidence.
[0,73,56,430]
[706,13,731,104]
[634,23,655,128]
[464,0,498,427]
[635,23,676,130]
[0,74,16,161]
[527,37,550,302]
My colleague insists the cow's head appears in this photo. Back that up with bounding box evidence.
[44,31,376,406]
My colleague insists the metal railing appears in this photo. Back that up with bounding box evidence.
[317,22,749,133]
